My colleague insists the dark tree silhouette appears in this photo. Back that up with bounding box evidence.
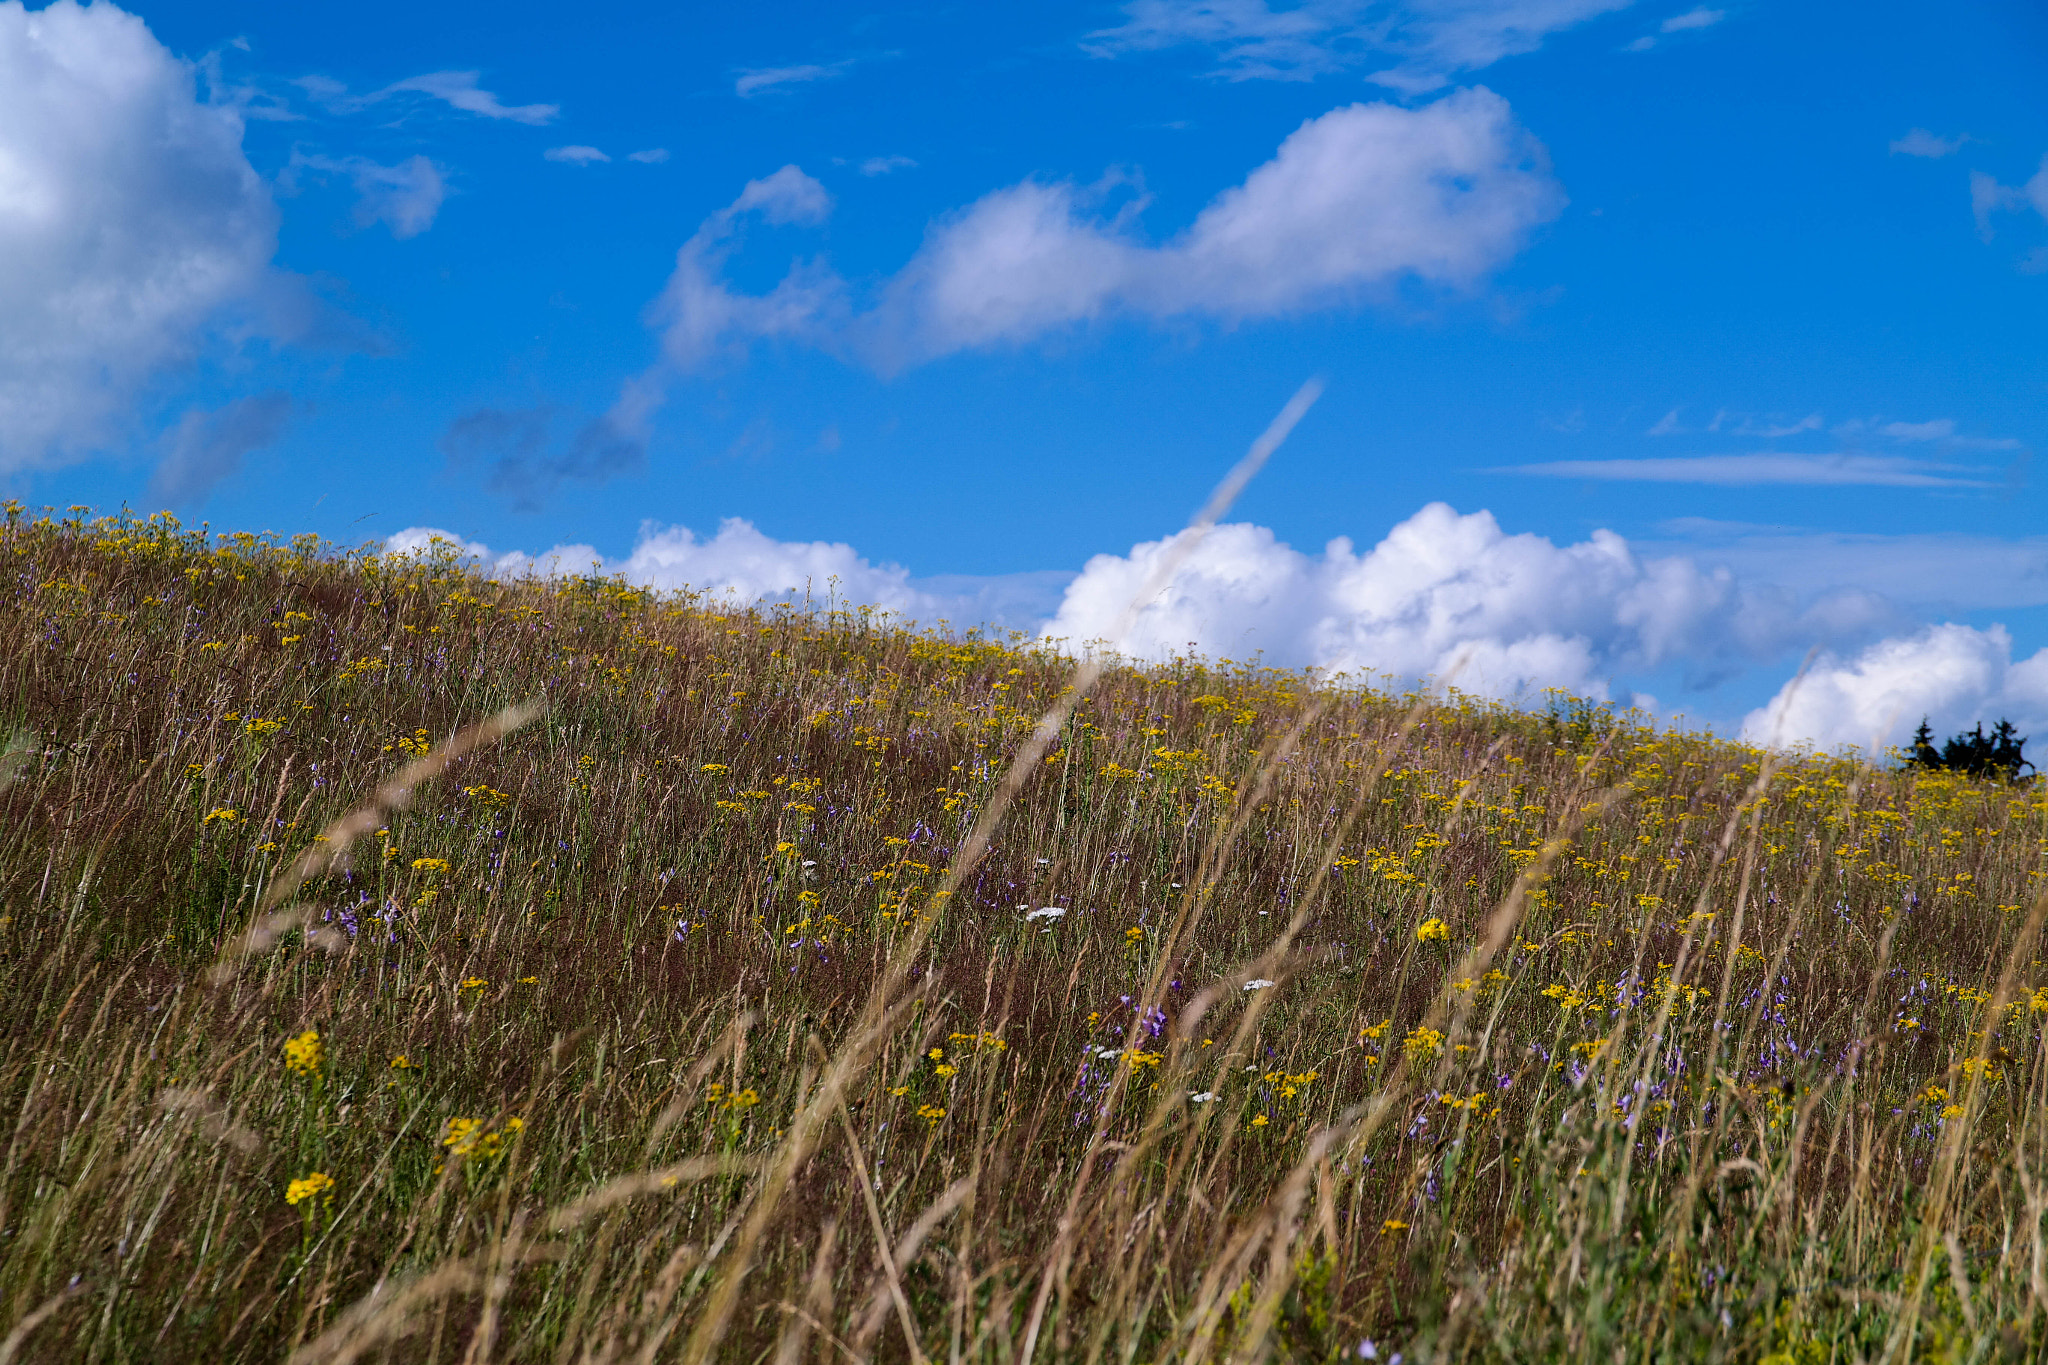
[1906,717,2032,780]
[1909,719,1942,769]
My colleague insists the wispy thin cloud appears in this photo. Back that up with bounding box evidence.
[1625,5,1723,51]
[1492,453,1996,487]
[1084,0,1636,92]
[1834,415,2023,449]
[1660,7,1723,32]
[544,145,609,165]
[1642,522,2048,610]
[627,148,670,164]
[858,154,917,176]
[1744,413,1821,439]
[1890,128,1970,158]
[734,60,853,98]
[282,151,448,238]
[1879,418,1954,441]
[149,393,294,504]
[1971,157,2048,241]
[304,70,559,124]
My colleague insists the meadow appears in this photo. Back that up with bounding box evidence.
[2,504,2046,1364]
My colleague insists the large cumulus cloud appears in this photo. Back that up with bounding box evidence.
[1040,504,1892,702]
[0,0,282,470]
[1742,625,2048,753]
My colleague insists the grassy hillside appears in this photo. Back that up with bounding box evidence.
[2,506,2045,1363]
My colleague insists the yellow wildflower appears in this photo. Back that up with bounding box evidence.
[282,1030,323,1075]
[285,1172,335,1207]
[1403,1026,1444,1061]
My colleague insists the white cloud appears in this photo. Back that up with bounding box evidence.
[1742,624,2048,752]
[1040,503,1887,703]
[637,164,839,383]
[1084,0,1635,91]
[896,89,1557,354]
[627,148,670,164]
[366,70,556,123]
[1971,157,2048,239]
[1890,128,1969,158]
[348,154,445,237]
[1878,418,1956,442]
[285,152,447,238]
[734,61,851,98]
[1637,523,2048,613]
[384,518,1071,626]
[544,145,609,165]
[1830,414,2016,449]
[1659,7,1722,31]
[0,0,282,470]
[1622,3,1720,49]
[148,391,291,504]
[391,501,2048,755]
[1746,413,1821,438]
[1491,453,1996,487]
[620,88,1559,392]
[858,154,917,176]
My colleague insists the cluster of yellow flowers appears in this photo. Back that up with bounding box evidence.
[703,1082,760,1111]
[384,727,432,756]
[1402,1026,1444,1061]
[282,1030,323,1075]
[947,1030,1008,1052]
[1262,1069,1319,1099]
[437,1115,525,1171]
[285,1172,335,1207]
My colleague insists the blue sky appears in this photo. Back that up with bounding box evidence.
[6,0,2048,748]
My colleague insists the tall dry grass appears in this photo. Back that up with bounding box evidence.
[1,499,2045,1363]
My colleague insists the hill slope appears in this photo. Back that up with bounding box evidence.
[2,509,2044,1362]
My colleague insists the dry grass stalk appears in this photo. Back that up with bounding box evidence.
[1,493,2045,1363]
